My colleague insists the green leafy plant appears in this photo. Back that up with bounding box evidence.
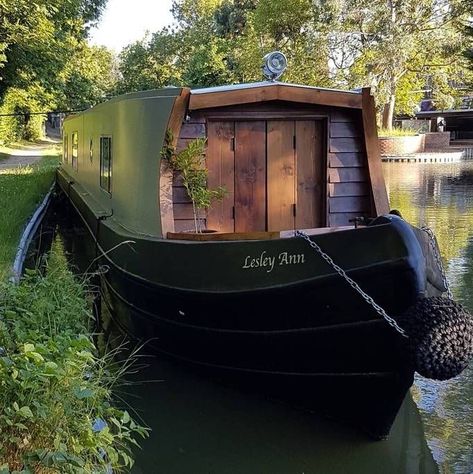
[163,131,226,233]
[0,239,149,472]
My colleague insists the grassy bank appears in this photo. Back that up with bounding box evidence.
[0,155,59,279]
[0,241,148,472]
[0,145,148,471]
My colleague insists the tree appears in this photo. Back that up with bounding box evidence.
[325,0,470,127]
[0,0,113,142]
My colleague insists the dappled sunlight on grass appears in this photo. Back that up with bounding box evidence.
[0,154,59,279]
[0,165,34,175]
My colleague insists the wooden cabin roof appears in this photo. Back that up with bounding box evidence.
[189,82,363,111]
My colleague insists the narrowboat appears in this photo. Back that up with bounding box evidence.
[57,78,450,439]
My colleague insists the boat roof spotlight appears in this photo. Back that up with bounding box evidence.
[262,51,287,81]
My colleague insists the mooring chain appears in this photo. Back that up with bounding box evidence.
[420,226,453,300]
[295,230,408,338]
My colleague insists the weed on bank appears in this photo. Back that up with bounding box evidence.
[0,241,148,473]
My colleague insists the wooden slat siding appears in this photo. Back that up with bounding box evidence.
[329,213,365,227]
[174,219,199,233]
[328,182,369,197]
[330,137,362,153]
[189,84,363,111]
[296,120,323,228]
[160,88,191,237]
[329,196,370,213]
[330,109,359,122]
[173,186,192,203]
[267,121,295,231]
[198,102,332,120]
[234,121,266,232]
[176,138,194,153]
[330,122,361,138]
[172,114,207,232]
[173,204,206,220]
[328,167,367,183]
[179,123,206,139]
[329,152,364,168]
[362,88,390,215]
[207,121,235,232]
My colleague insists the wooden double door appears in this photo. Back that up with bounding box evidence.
[207,120,325,233]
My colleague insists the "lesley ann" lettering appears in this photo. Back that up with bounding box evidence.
[242,251,305,273]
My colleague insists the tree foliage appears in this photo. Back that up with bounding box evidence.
[115,0,472,126]
[0,0,115,143]
[326,0,470,127]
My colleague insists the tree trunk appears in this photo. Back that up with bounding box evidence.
[382,94,395,130]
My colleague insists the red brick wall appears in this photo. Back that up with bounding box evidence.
[423,132,451,150]
[379,135,424,156]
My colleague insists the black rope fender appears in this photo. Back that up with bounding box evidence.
[399,296,473,380]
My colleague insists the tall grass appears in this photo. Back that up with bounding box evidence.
[378,127,418,137]
[0,155,59,279]
[0,239,149,472]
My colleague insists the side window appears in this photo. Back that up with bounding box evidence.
[72,131,78,170]
[63,135,68,164]
[100,136,112,193]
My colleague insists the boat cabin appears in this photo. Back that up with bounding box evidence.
[61,82,389,239]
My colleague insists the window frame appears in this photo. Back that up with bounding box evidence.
[100,135,112,194]
[89,138,93,163]
[71,131,79,170]
[63,134,69,164]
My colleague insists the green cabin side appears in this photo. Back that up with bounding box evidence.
[61,88,185,238]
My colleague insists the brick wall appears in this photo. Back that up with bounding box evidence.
[423,132,451,150]
[379,135,424,156]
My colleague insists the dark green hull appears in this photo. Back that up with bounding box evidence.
[57,168,443,438]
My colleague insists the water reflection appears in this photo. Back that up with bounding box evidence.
[125,357,437,474]
[384,161,473,474]
[45,196,439,474]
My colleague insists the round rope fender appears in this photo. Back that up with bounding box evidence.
[400,297,473,380]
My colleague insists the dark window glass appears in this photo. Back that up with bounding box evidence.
[100,136,112,193]
[72,131,78,170]
[89,138,93,162]
[63,135,68,163]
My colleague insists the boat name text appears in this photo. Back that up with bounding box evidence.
[242,251,305,273]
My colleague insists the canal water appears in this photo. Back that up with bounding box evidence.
[45,160,473,473]
[384,161,473,474]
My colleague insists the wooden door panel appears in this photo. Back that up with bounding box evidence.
[267,121,295,231]
[234,121,266,232]
[296,120,324,228]
[207,121,235,232]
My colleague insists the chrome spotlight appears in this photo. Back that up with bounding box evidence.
[262,51,287,81]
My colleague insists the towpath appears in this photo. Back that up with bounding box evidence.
[0,134,61,171]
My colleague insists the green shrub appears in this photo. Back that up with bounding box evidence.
[378,127,418,137]
[0,240,148,473]
[0,88,45,144]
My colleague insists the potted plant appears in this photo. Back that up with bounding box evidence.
[162,132,226,233]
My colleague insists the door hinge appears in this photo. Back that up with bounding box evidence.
[292,203,297,217]
[232,206,235,219]
[293,135,296,149]
[230,137,235,151]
